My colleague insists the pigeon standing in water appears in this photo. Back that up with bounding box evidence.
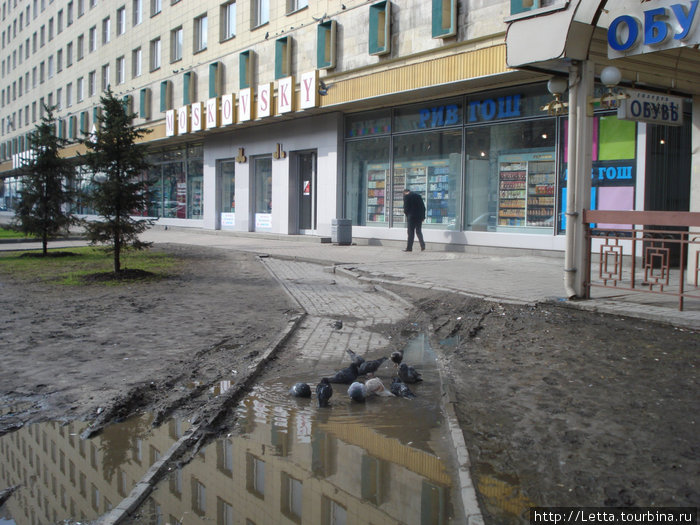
[316,378,333,407]
[327,362,359,384]
[390,377,416,399]
[346,349,365,368]
[365,375,394,397]
[359,356,388,376]
[289,382,311,398]
[390,349,404,368]
[398,363,422,383]
[348,381,368,402]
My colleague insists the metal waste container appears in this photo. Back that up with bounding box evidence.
[331,218,352,245]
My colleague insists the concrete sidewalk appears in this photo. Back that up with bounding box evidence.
[2,225,699,330]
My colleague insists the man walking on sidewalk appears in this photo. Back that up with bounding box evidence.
[402,188,426,252]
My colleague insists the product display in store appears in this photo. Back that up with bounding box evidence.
[497,152,555,228]
[366,164,388,223]
[390,161,453,224]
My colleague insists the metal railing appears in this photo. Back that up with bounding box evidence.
[583,210,700,311]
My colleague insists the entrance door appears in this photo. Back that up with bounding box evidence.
[298,151,317,233]
[252,156,273,232]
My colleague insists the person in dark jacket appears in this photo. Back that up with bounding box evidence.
[402,188,426,252]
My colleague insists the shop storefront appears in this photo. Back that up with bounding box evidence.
[145,145,204,221]
[344,84,560,239]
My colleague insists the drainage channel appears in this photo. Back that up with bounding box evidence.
[0,336,466,525]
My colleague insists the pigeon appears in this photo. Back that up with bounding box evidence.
[316,378,333,407]
[347,381,368,402]
[327,362,359,384]
[365,376,394,397]
[289,382,311,398]
[346,349,365,367]
[390,377,416,399]
[390,349,404,368]
[331,320,343,330]
[398,363,422,384]
[358,356,388,376]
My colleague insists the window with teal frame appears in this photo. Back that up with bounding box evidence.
[209,61,221,98]
[122,94,133,114]
[510,0,560,15]
[160,80,172,112]
[80,111,88,133]
[316,20,336,69]
[432,0,456,38]
[368,0,390,56]
[183,71,195,105]
[275,36,291,79]
[139,88,151,118]
[239,50,252,89]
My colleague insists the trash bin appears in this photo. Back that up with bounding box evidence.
[331,218,352,245]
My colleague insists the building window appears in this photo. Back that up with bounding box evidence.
[369,0,391,56]
[510,0,560,15]
[317,20,336,69]
[170,26,182,62]
[88,70,96,96]
[246,454,265,498]
[191,478,206,516]
[102,17,110,44]
[116,56,125,84]
[101,63,110,90]
[67,1,74,24]
[116,6,125,35]
[132,0,142,25]
[56,49,63,72]
[66,82,73,107]
[90,0,97,8]
[77,34,84,60]
[194,14,207,53]
[151,0,161,16]
[220,1,235,41]
[432,0,456,39]
[89,26,97,52]
[77,0,84,17]
[252,0,268,27]
[287,0,307,14]
[132,47,141,77]
[57,10,63,33]
[150,37,161,70]
[281,473,302,523]
[48,17,54,40]
[217,498,234,525]
[48,55,54,78]
[275,36,292,79]
[77,76,84,101]
[66,42,73,67]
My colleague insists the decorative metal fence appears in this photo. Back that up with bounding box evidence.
[583,210,700,311]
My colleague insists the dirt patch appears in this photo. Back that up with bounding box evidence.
[0,245,698,524]
[384,285,700,524]
[0,243,302,437]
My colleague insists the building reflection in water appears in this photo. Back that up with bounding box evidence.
[1,364,454,524]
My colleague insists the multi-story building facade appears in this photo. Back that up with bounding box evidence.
[0,0,697,260]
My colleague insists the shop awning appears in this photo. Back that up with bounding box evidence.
[505,0,700,96]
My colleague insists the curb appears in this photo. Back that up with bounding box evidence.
[96,312,306,525]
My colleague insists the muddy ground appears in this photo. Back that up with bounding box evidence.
[0,243,698,524]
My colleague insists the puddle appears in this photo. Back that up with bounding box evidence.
[0,415,189,524]
[0,336,461,524]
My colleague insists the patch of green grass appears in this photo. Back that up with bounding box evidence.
[0,246,180,285]
[0,227,35,239]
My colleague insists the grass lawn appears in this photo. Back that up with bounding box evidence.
[0,246,179,285]
[0,227,35,239]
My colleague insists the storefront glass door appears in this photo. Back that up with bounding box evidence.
[298,151,317,232]
[253,156,272,232]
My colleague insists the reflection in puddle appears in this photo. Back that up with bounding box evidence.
[0,415,189,524]
[0,336,458,524]
[474,463,533,525]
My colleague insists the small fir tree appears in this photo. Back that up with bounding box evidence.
[13,105,77,255]
[80,88,153,273]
